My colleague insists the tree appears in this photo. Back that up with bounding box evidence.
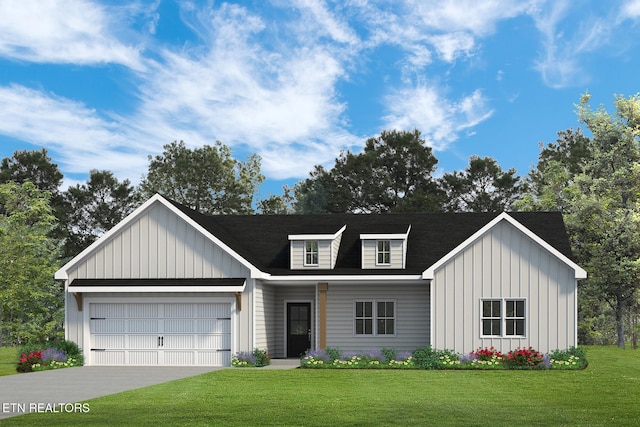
[570,93,640,349]
[515,129,590,212]
[0,182,62,345]
[62,170,140,257]
[0,148,68,242]
[140,141,264,214]
[440,156,522,212]
[257,187,294,214]
[294,129,444,213]
[0,148,64,194]
[518,93,640,348]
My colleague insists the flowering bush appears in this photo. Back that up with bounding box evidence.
[503,347,545,369]
[472,346,505,361]
[17,350,42,373]
[231,348,271,367]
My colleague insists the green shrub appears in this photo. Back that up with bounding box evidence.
[548,346,588,369]
[252,348,271,367]
[52,339,84,365]
[381,347,397,362]
[325,347,342,362]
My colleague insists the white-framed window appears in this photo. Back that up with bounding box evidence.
[481,299,526,337]
[304,241,318,266]
[354,300,395,336]
[355,301,373,335]
[376,240,391,265]
[505,300,526,336]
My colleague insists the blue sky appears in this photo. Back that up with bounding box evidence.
[1,0,640,200]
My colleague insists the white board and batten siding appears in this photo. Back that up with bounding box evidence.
[64,202,253,366]
[66,202,251,281]
[431,220,577,354]
[325,283,429,353]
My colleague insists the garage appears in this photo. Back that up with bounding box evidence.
[89,302,232,366]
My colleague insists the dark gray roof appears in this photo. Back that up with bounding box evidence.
[167,199,574,276]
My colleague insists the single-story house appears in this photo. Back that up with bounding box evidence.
[55,194,586,366]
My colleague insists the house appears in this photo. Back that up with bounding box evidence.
[55,194,586,366]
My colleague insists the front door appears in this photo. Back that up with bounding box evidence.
[287,303,311,357]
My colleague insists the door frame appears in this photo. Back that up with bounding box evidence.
[284,299,314,358]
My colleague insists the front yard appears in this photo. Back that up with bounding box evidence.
[3,346,640,426]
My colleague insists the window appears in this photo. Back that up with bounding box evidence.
[376,240,391,265]
[481,299,526,337]
[355,301,373,335]
[354,300,395,336]
[505,300,525,336]
[304,241,318,266]
[482,300,502,336]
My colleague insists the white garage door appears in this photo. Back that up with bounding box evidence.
[89,302,231,366]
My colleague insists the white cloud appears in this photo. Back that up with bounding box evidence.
[382,84,494,150]
[428,32,476,63]
[0,0,145,69]
[127,2,359,179]
[622,0,640,19]
[0,84,149,182]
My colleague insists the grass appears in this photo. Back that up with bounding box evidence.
[0,346,18,376]
[3,346,640,426]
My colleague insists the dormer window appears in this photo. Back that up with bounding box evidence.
[289,225,346,270]
[376,240,391,265]
[361,225,411,269]
[305,241,319,266]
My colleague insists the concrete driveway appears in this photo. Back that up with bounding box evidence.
[0,366,219,420]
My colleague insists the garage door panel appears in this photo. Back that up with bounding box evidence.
[128,335,159,349]
[164,303,195,318]
[199,303,230,318]
[129,319,159,332]
[198,334,230,349]
[164,319,195,333]
[92,335,125,349]
[165,351,195,365]
[164,335,194,349]
[89,302,232,366]
[198,351,230,366]
[128,303,158,318]
[197,319,230,333]
[93,351,125,365]
[91,319,125,333]
[129,351,159,365]
[91,303,125,318]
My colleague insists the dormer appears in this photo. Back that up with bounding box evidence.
[288,225,346,269]
[360,225,411,269]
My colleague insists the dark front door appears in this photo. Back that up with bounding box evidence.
[287,303,311,357]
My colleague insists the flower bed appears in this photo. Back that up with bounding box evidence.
[16,340,84,373]
[231,348,271,367]
[302,348,414,369]
[300,346,587,370]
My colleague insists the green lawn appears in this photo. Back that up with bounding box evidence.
[0,346,18,376]
[3,346,640,426]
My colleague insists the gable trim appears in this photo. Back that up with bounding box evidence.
[54,194,267,281]
[421,212,587,280]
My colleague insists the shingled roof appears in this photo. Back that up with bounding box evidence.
[166,198,574,276]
